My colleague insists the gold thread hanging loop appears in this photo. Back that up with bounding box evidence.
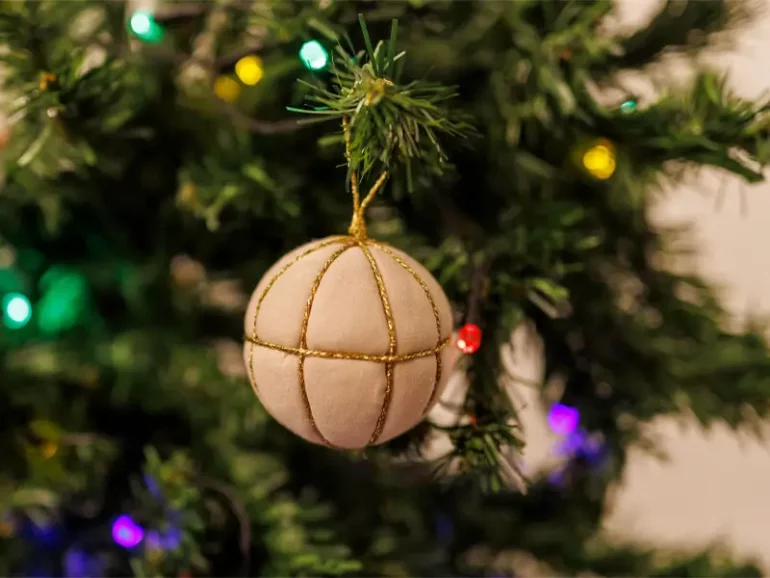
[343,117,387,241]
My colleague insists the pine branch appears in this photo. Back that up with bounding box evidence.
[290,17,474,181]
[215,101,312,135]
[608,0,755,70]
[197,477,251,576]
[178,0,236,89]
[591,71,770,181]
[576,541,762,577]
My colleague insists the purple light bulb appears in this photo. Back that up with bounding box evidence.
[112,515,144,548]
[547,403,580,436]
[555,429,585,456]
[147,527,181,550]
[547,468,566,486]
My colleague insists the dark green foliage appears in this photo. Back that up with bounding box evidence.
[0,0,768,576]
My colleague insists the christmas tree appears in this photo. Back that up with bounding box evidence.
[1,0,770,575]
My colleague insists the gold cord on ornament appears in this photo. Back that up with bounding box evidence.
[297,243,355,448]
[370,242,445,415]
[247,236,350,398]
[358,241,397,444]
[245,334,450,362]
[244,235,452,449]
[343,117,388,241]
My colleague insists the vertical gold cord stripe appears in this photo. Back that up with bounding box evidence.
[358,242,397,445]
[298,243,355,447]
[247,236,351,397]
[371,242,446,414]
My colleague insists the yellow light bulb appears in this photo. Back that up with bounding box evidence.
[41,442,58,459]
[235,55,264,86]
[214,76,241,103]
[582,141,616,180]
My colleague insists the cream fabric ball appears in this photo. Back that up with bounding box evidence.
[243,235,455,449]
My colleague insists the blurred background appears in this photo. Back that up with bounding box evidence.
[3,0,770,575]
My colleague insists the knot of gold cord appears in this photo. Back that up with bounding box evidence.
[348,209,368,240]
[364,77,393,106]
[343,117,388,241]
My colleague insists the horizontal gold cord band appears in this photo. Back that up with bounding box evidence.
[245,335,451,363]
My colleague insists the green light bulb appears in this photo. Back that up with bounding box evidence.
[129,10,164,43]
[38,268,88,334]
[299,41,329,71]
[620,99,637,113]
[3,293,32,329]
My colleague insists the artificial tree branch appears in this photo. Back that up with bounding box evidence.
[215,101,314,134]
[122,21,310,134]
[291,17,473,181]
[99,39,309,134]
[178,0,235,89]
[606,0,750,71]
[216,43,271,68]
[465,257,491,326]
[198,476,252,576]
[152,3,210,21]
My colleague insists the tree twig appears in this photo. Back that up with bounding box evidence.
[179,0,233,87]
[152,1,256,23]
[153,4,209,21]
[198,476,252,576]
[216,100,323,134]
[465,258,490,325]
[128,34,311,135]
[216,42,275,69]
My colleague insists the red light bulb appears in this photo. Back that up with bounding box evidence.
[456,323,482,354]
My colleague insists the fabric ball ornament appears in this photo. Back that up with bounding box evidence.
[243,235,455,449]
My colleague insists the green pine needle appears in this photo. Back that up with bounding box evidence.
[289,16,474,180]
